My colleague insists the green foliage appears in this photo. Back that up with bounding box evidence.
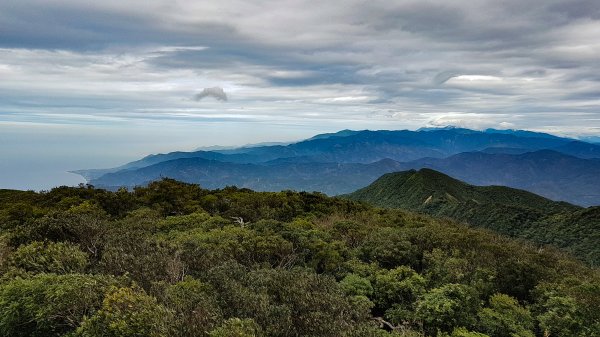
[340,273,374,297]
[9,241,88,274]
[373,266,425,313]
[444,327,490,337]
[477,294,534,337]
[358,227,419,269]
[0,180,598,337]
[161,277,222,337]
[0,273,121,337]
[156,211,212,232]
[209,318,262,337]
[172,224,296,273]
[345,323,403,336]
[75,286,173,337]
[134,178,204,216]
[534,292,582,337]
[346,169,600,265]
[206,263,361,337]
[99,233,180,289]
[416,284,480,334]
[207,318,261,337]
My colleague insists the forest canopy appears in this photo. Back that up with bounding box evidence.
[0,179,598,337]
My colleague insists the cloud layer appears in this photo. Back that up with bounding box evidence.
[1,0,600,137]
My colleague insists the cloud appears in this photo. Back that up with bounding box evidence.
[193,87,228,102]
[0,0,600,136]
[7,0,600,191]
[428,113,517,130]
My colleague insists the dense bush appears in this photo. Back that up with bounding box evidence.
[0,179,598,336]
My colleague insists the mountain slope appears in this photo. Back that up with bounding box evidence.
[346,169,599,265]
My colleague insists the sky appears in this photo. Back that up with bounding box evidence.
[1,0,600,189]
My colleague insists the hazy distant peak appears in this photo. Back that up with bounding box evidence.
[306,129,364,141]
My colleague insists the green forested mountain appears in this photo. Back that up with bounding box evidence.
[346,169,600,265]
[0,180,598,337]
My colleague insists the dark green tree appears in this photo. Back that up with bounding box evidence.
[416,284,480,334]
[477,293,534,337]
[0,274,120,337]
[9,241,88,274]
[209,318,262,337]
[75,286,173,337]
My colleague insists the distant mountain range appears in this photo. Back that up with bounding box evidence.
[406,150,600,206]
[73,127,600,206]
[345,168,600,265]
[86,158,406,196]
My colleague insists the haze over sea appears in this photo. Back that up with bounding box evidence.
[1,119,359,190]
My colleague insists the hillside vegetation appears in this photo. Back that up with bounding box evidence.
[0,179,598,337]
[346,169,600,265]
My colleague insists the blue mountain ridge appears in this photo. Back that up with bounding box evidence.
[73,127,600,206]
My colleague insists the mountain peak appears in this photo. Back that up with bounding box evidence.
[305,129,364,141]
[347,168,576,212]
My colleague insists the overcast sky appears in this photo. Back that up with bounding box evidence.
[1,0,600,188]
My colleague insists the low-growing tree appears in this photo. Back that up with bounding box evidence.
[477,293,534,337]
[75,286,174,337]
[209,318,262,337]
[358,228,420,269]
[162,277,223,337]
[416,284,480,334]
[0,273,121,337]
[9,241,88,274]
[373,266,426,312]
[535,292,582,337]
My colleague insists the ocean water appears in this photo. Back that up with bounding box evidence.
[0,119,330,191]
[0,160,86,191]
